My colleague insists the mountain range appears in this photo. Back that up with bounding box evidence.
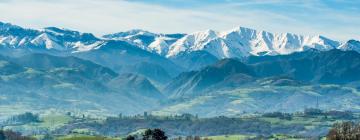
[165,49,360,98]
[1,21,360,117]
[2,22,360,66]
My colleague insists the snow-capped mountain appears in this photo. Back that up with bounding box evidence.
[40,27,102,52]
[167,29,219,57]
[0,22,183,83]
[103,29,185,55]
[0,22,102,53]
[167,27,340,58]
[103,26,347,59]
[338,39,360,53]
[1,21,360,62]
[148,37,170,56]
[103,29,156,39]
[0,22,38,47]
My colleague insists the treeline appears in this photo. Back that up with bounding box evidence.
[262,108,354,120]
[116,113,199,121]
[5,112,40,125]
[0,129,35,140]
[303,108,353,119]
[55,114,306,137]
[115,109,353,122]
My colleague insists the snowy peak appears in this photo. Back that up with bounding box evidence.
[166,26,341,58]
[44,27,79,36]
[28,29,101,52]
[148,37,169,55]
[0,22,39,38]
[0,22,102,52]
[222,26,258,39]
[103,29,161,50]
[103,29,185,55]
[30,33,63,50]
[103,29,156,39]
[0,22,39,48]
[181,29,219,48]
[338,39,360,53]
[167,29,219,57]
[43,27,99,43]
[0,22,31,35]
[0,22,21,31]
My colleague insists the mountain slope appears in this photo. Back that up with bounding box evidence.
[249,49,360,83]
[164,59,255,97]
[156,85,360,117]
[0,53,119,92]
[169,51,219,70]
[165,49,360,97]
[122,62,172,84]
[13,53,118,82]
[0,53,164,116]
[74,40,183,79]
[109,73,164,98]
[0,56,26,75]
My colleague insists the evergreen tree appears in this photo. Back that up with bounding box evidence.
[152,129,167,140]
[125,135,135,140]
[142,129,167,140]
[143,129,153,140]
[0,130,5,140]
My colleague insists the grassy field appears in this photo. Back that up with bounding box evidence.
[57,135,120,140]
[40,114,73,128]
[205,135,255,140]
[206,134,325,140]
[3,112,357,140]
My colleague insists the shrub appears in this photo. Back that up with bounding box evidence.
[327,121,360,140]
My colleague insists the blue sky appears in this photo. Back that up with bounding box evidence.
[0,0,359,41]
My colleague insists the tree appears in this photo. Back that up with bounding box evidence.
[143,129,153,140]
[142,129,167,140]
[2,130,35,140]
[327,121,360,140]
[8,112,40,125]
[152,129,167,140]
[0,130,5,140]
[125,135,135,140]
